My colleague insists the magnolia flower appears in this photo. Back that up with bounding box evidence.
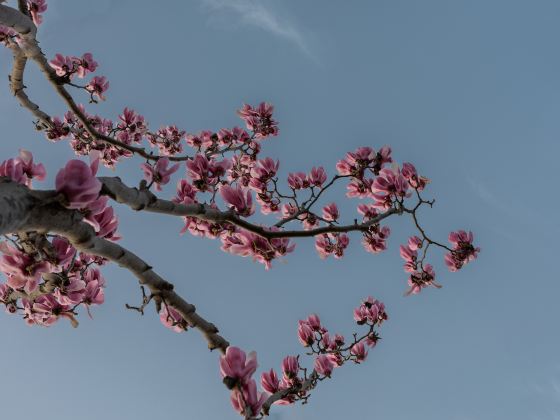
[55,159,101,209]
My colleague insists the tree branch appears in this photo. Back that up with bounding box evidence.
[0,179,230,352]
[99,176,399,240]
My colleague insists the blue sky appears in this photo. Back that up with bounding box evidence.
[0,1,559,419]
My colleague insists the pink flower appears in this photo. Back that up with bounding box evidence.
[16,149,46,183]
[55,159,101,209]
[82,269,105,307]
[86,76,109,101]
[32,295,75,327]
[287,172,308,189]
[281,356,299,379]
[159,305,187,333]
[27,0,48,26]
[250,157,279,181]
[51,236,76,267]
[315,233,349,259]
[401,162,430,190]
[0,158,25,184]
[237,102,278,138]
[445,230,480,272]
[220,185,255,217]
[407,235,422,251]
[141,157,180,191]
[53,276,86,305]
[173,180,197,204]
[298,321,314,346]
[49,54,76,77]
[314,355,334,377]
[404,264,441,296]
[350,342,368,362]
[353,296,388,325]
[346,178,373,198]
[322,202,339,222]
[308,166,327,187]
[0,242,49,294]
[221,229,294,269]
[362,225,391,254]
[90,206,120,241]
[75,53,98,78]
[230,379,267,417]
[220,346,258,386]
[261,369,280,393]
[372,167,409,198]
[304,313,323,332]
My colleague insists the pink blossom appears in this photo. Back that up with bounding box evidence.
[82,269,105,307]
[86,76,109,101]
[308,166,327,187]
[287,172,308,190]
[55,159,101,209]
[314,355,334,377]
[250,157,279,181]
[401,162,430,190]
[51,236,76,267]
[346,178,373,198]
[220,185,255,217]
[407,235,422,251]
[0,242,49,294]
[141,158,180,191]
[49,54,76,77]
[354,296,388,325]
[445,230,480,271]
[75,53,98,78]
[16,149,46,183]
[27,0,48,26]
[304,313,323,332]
[237,102,278,138]
[221,229,294,269]
[362,225,391,254]
[315,233,349,259]
[230,379,267,417]
[298,321,314,347]
[357,203,378,220]
[336,147,375,176]
[350,342,368,362]
[90,206,120,241]
[0,158,25,184]
[173,179,197,204]
[371,167,409,198]
[261,369,280,394]
[281,356,299,379]
[148,125,185,155]
[322,202,339,222]
[220,346,258,386]
[405,264,441,296]
[53,276,86,305]
[159,305,187,333]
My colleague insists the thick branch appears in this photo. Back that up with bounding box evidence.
[0,179,229,352]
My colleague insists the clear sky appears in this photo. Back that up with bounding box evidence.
[0,1,559,419]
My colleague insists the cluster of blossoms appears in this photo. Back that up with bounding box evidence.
[399,229,480,295]
[444,230,480,272]
[49,52,108,101]
[0,151,120,326]
[217,296,386,417]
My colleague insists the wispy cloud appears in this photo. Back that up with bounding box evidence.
[199,0,315,60]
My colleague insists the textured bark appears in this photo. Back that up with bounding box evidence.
[0,179,229,352]
[0,178,37,235]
